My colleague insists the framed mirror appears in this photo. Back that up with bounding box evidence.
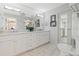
[24,20,34,31]
[5,17,16,32]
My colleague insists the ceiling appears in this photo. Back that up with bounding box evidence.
[21,3,65,13]
[0,3,65,15]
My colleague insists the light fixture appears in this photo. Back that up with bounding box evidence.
[70,3,79,12]
[4,5,21,12]
[37,14,43,17]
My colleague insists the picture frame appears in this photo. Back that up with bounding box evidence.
[50,15,56,27]
[35,19,40,27]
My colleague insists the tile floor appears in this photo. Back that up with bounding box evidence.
[20,43,60,56]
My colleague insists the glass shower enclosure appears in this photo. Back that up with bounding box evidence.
[58,11,72,45]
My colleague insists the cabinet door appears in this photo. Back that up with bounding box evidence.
[15,39,26,54]
[15,37,32,54]
[0,40,15,56]
[34,32,49,46]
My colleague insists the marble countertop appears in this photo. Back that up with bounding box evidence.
[0,31,49,36]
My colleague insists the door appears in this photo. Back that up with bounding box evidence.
[58,11,72,44]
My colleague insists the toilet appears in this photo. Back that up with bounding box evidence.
[57,43,72,56]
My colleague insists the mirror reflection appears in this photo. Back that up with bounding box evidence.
[5,18,16,32]
[24,20,34,32]
[0,13,43,32]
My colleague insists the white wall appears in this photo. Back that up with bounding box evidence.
[72,12,79,54]
[43,4,72,45]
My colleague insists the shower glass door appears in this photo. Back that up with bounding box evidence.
[58,11,72,44]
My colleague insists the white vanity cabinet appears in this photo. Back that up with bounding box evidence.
[34,32,50,46]
[0,31,50,56]
[15,33,33,54]
[0,40,15,56]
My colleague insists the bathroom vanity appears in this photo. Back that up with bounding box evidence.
[0,31,50,56]
[0,4,50,56]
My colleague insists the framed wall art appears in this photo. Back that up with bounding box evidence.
[35,19,40,27]
[50,15,56,27]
